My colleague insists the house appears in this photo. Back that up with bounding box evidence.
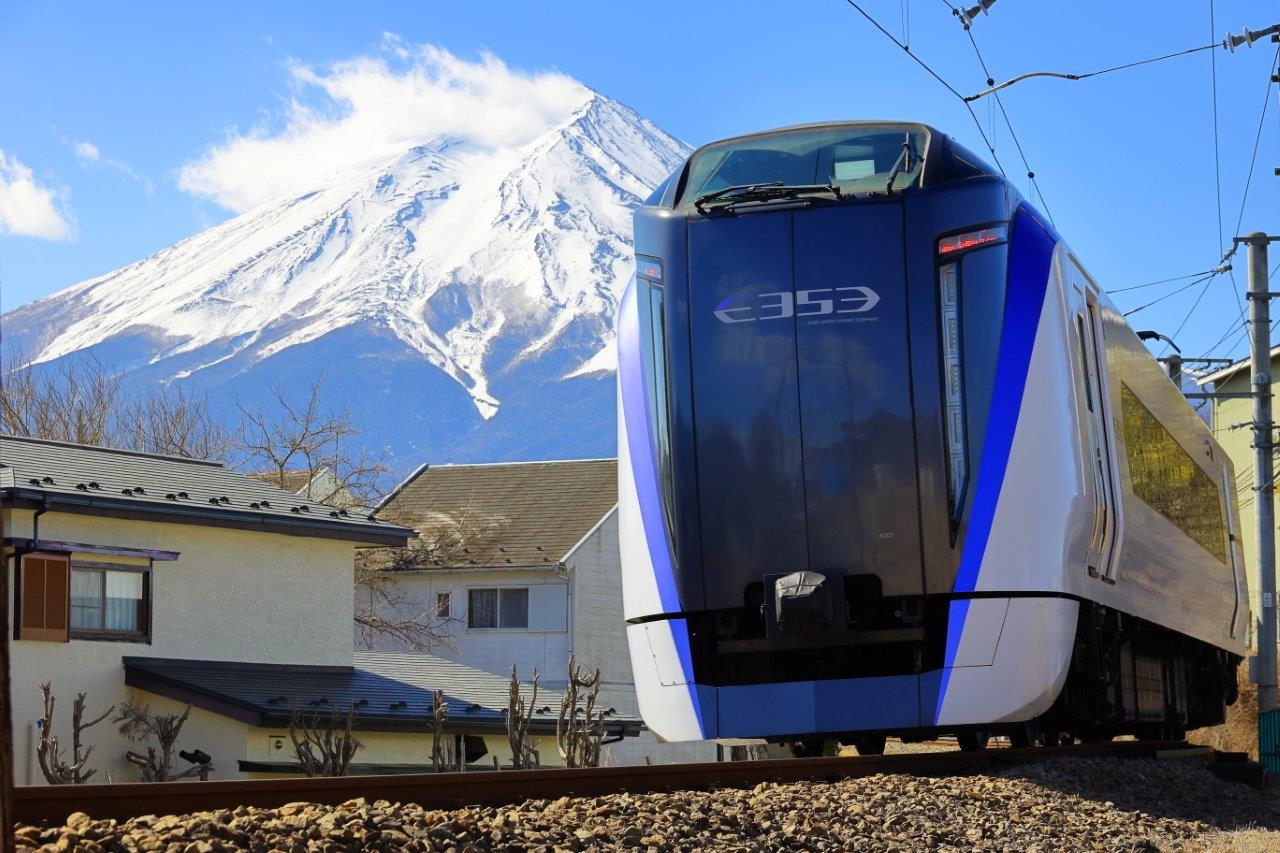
[373,459,726,765]
[1199,349,1279,646]
[248,467,360,511]
[1,436,635,783]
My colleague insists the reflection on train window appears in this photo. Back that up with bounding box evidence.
[678,126,926,204]
[637,275,678,562]
[1120,385,1227,562]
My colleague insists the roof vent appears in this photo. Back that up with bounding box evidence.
[122,488,135,497]
[27,478,41,487]
[88,481,101,490]
[534,545,544,552]
[208,497,220,505]
[259,499,270,507]
[250,502,261,510]
[536,706,551,715]
[177,491,188,499]
[464,703,482,713]
[75,483,88,491]
[388,700,408,710]
[133,486,146,495]
[41,476,54,485]
[353,698,369,708]
[504,558,512,564]
[297,504,310,513]
[498,546,506,552]
[165,493,177,501]
[218,496,230,505]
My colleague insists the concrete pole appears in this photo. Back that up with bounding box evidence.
[1165,353,1184,390]
[1248,232,1276,715]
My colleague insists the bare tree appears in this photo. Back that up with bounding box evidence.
[119,383,235,461]
[556,654,605,769]
[113,696,210,781]
[507,666,540,770]
[0,348,231,461]
[288,701,361,777]
[353,507,504,653]
[35,682,113,784]
[430,689,450,772]
[1,350,125,447]
[237,378,386,509]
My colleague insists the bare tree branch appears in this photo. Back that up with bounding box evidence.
[114,696,209,781]
[36,682,114,784]
[507,666,539,770]
[288,700,361,777]
[557,654,604,768]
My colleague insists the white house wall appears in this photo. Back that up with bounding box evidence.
[5,507,358,783]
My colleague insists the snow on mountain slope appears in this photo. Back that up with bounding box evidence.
[4,93,689,461]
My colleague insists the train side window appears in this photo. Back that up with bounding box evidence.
[637,274,679,562]
[1119,384,1229,563]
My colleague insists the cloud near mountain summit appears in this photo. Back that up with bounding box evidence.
[177,37,593,213]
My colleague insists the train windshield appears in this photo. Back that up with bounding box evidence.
[677,126,927,207]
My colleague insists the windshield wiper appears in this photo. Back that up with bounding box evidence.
[693,182,843,213]
[883,134,917,196]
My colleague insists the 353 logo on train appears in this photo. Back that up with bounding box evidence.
[713,286,881,324]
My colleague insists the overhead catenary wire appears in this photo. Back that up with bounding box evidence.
[964,42,1224,102]
[839,0,1008,177]
[939,0,1054,224]
[1230,43,1280,240]
[1122,272,1219,317]
[1106,268,1226,294]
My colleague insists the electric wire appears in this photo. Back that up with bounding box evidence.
[1122,272,1218,317]
[1106,269,1223,294]
[840,0,1008,176]
[1207,0,1246,325]
[1230,43,1280,240]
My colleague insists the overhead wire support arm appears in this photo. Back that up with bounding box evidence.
[963,23,1279,102]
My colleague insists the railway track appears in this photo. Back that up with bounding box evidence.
[14,739,1247,826]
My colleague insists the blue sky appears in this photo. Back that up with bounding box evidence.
[1,0,1276,362]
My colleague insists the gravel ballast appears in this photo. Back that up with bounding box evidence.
[15,757,1279,851]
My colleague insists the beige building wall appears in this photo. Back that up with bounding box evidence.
[1212,366,1272,649]
[4,507,358,784]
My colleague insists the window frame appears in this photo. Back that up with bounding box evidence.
[435,590,452,619]
[68,561,152,643]
[465,586,530,631]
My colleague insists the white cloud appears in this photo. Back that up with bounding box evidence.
[0,150,72,240]
[72,139,154,194]
[178,41,592,212]
[74,141,101,163]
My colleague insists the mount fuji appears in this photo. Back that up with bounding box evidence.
[2,93,690,464]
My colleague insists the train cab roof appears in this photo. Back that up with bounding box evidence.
[647,121,1002,212]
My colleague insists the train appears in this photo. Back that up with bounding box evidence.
[617,121,1248,753]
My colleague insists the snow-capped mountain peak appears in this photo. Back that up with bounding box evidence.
[6,93,690,455]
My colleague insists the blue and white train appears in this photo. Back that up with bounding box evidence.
[617,121,1247,752]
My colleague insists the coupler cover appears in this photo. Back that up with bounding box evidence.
[774,571,831,635]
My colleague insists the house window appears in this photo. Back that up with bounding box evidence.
[467,588,529,629]
[436,591,452,619]
[68,564,149,641]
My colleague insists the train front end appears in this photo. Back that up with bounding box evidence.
[619,122,1065,743]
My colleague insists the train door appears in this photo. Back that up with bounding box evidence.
[1069,263,1121,581]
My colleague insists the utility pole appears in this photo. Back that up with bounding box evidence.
[1247,231,1277,719]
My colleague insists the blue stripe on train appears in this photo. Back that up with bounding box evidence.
[930,204,1059,725]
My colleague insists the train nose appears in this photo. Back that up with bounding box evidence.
[774,571,832,635]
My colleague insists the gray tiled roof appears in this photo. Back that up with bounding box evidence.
[376,459,618,568]
[0,435,413,545]
[123,652,640,737]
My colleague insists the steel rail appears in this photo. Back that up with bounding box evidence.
[13,740,1211,826]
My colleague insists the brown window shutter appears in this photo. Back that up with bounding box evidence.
[18,554,70,642]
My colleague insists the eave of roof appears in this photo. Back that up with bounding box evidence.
[3,488,414,546]
[1196,345,1280,386]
